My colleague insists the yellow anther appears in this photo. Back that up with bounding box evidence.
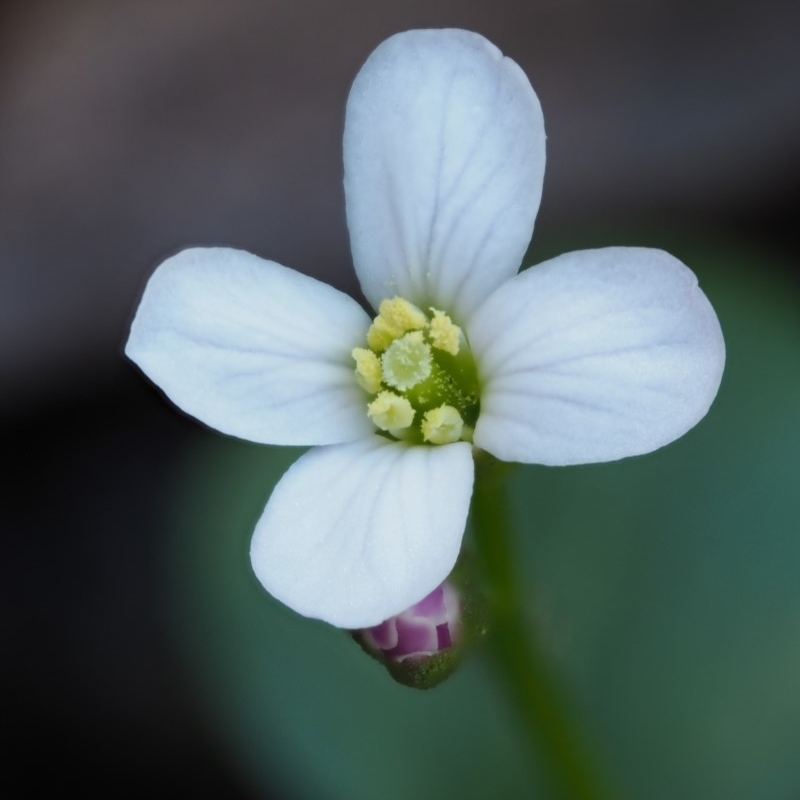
[421,405,464,444]
[367,297,427,351]
[381,297,428,332]
[428,309,461,355]
[351,348,383,394]
[381,331,431,391]
[366,317,397,352]
[367,391,415,431]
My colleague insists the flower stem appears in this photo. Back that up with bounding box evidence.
[471,454,616,800]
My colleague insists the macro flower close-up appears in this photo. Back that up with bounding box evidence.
[125,29,725,630]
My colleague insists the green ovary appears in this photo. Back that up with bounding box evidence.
[353,297,480,445]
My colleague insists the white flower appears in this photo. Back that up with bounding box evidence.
[126,29,725,629]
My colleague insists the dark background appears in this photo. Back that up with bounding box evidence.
[3,2,799,797]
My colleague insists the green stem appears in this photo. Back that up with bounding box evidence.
[471,454,615,800]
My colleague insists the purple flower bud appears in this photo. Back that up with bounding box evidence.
[353,578,480,689]
[360,581,461,661]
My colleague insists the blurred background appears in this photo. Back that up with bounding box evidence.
[3,2,799,798]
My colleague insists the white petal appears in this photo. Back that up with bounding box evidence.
[250,436,474,628]
[469,248,725,465]
[126,248,374,445]
[344,29,545,323]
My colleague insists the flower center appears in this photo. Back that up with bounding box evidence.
[352,297,480,445]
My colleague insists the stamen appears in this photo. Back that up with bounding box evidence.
[380,297,428,333]
[352,347,383,394]
[421,405,464,444]
[428,309,461,355]
[381,331,432,391]
[366,317,397,352]
[367,391,415,431]
[367,297,427,351]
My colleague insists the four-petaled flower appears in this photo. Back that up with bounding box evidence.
[126,29,725,629]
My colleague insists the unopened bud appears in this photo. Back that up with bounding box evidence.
[353,574,484,689]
